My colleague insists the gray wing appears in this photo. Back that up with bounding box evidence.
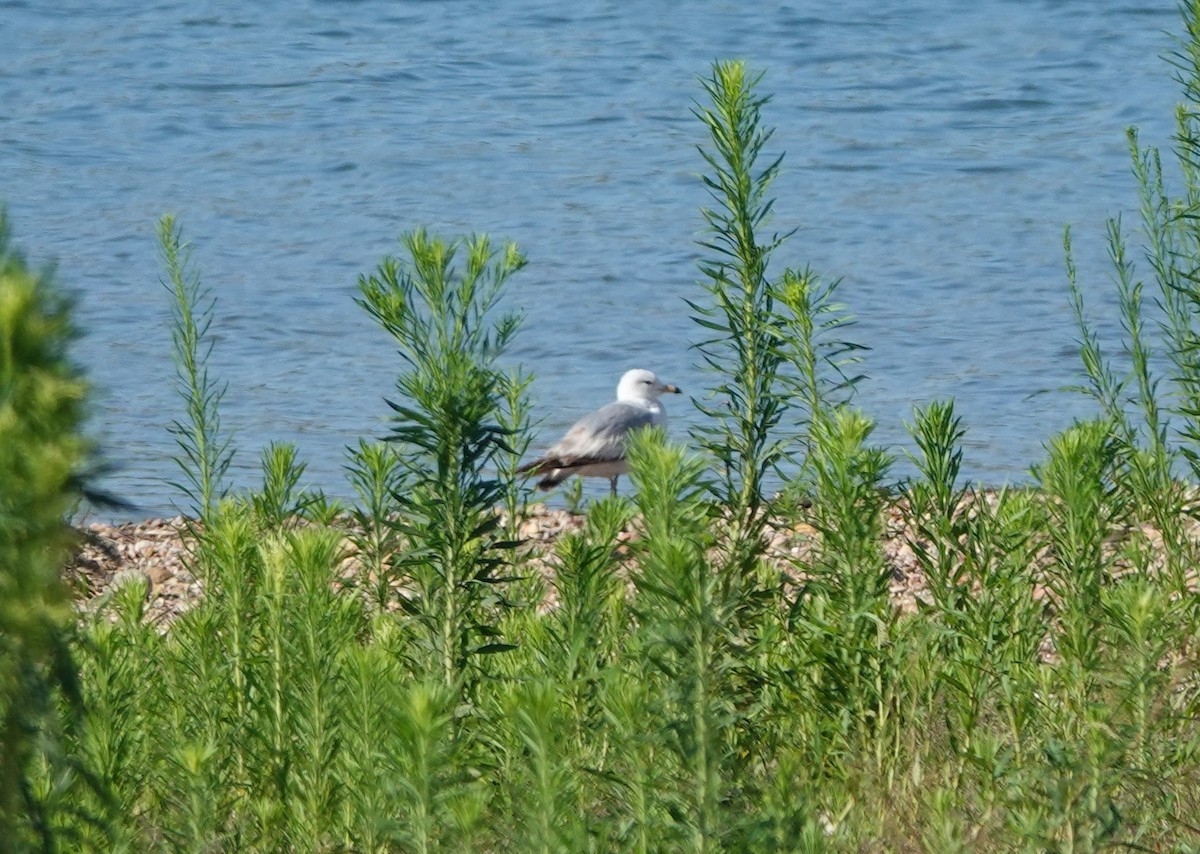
[545,401,657,465]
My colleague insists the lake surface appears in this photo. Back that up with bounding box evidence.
[3,0,1185,521]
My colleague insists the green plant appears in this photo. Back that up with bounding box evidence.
[776,266,867,491]
[74,578,163,847]
[502,678,589,853]
[1062,1,1200,592]
[250,441,319,530]
[0,209,105,851]
[690,61,789,566]
[626,428,733,851]
[561,473,585,515]
[535,495,631,758]
[496,365,536,545]
[357,230,527,692]
[158,214,233,520]
[1035,420,1124,673]
[789,407,893,768]
[383,678,482,852]
[345,439,403,611]
[690,61,865,569]
[598,669,668,853]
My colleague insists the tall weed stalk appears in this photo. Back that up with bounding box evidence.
[534,496,630,759]
[357,230,527,692]
[690,62,865,567]
[158,215,232,520]
[1062,0,1200,591]
[689,60,791,564]
[775,266,867,491]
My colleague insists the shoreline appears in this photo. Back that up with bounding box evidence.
[63,502,933,628]
[65,493,1195,631]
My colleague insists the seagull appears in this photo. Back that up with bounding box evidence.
[517,368,683,495]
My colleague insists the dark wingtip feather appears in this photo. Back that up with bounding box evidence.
[536,473,565,490]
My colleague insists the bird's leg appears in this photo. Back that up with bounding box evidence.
[609,475,618,496]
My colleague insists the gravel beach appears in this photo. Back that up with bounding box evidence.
[61,502,958,629]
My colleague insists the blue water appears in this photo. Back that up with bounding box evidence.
[3,0,1184,520]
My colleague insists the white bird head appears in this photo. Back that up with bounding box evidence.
[616,368,682,403]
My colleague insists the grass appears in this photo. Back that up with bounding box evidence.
[8,5,1200,849]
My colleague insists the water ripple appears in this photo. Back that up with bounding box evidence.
[3,0,1183,518]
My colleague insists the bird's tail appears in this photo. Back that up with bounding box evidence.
[515,458,546,475]
[516,457,566,491]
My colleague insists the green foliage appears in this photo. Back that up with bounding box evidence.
[534,494,631,750]
[502,678,589,853]
[18,8,1200,848]
[690,61,789,542]
[496,365,536,545]
[345,439,404,611]
[690,61,865,569]
[251,441,320,530]
[776,266,867,488]
[1063,1,1200,591]
[903,407,1047,777]
[791,408,894,766]
[0,210,102,851]
[358,230,528,692]
[626,429,730,851]
[158,215,233,520]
